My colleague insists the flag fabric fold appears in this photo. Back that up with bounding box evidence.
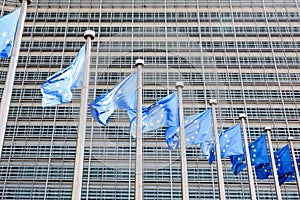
[41,45,86,107]
[249,135,270,166]
[90,72,137,126]
[255,163,271,179]
[209,124,244,164]
[230,154,246,175]
[129,92,179,138]
[297,157,300,174]
[229,134,270,176]
[0,9,20,58]
[165,109,213,156]
[274,145,294,185]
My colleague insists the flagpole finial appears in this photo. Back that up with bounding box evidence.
[19,0,32,5]
[175,81,184,88]
[209,99,217,105]
[135,59,144,66]
[287,136,293,140]
[84,30,95,40]
[239,113,246,119]
[264,126,271,132]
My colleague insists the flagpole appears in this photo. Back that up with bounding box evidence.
[209,100,226,200]
[265,126,282,200]
[135,59,144,200]
[287,137,300,196]
[239,114,256,200]
[176,81,190,200]
[0,0,31,159]
[71,30,95,200]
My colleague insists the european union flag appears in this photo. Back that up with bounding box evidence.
[249,134,270,166]
[130,92,179,138]
[274,145,294,185]
[297,157,300,173]
[209,124,244,164]
[278,172,296,185]
[90,72,137,126]
[255,163,271,179]
[230,154,246,175]
[229,134,270,176]
[164,109,213,156]
[0,9,20,58]
[41,45,86,107]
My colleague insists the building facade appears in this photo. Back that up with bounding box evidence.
[0,0,300,199]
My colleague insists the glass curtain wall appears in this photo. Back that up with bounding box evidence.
[0,0,300,199]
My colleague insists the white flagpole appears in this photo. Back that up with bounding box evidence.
[209,99,226,200]
[71,30,95,200]
[0,0,31,159]
[239,114,256,200]
[288,137,300,196]
[135,59,144,200]
[265,126,282,200]
[176,81,189,200]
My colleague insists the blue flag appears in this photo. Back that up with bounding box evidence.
[129,92,179,138]
[230,154,246,175]
[229,134,270,176]
[90,72,137,126]
[274,145,294,185]
[41,45,86,107]
[297,157,300,173]
[0,9,20,58]
[164,109,213,156]
[209,124,244,164]
[249,134,270,166]
[255,163,271,179]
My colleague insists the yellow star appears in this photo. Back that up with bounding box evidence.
[1,32,7,38]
